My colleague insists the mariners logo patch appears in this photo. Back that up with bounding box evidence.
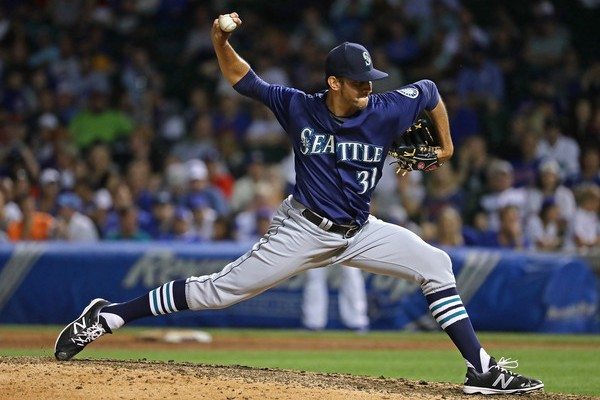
[397,87,419,98]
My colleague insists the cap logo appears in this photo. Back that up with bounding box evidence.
[362,51,371,67]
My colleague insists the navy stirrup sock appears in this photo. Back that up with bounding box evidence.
[426,287,489,373]
[100,279,189,331]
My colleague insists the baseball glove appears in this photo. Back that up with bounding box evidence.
[389,118,441,175]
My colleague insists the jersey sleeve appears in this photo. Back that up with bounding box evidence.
[412,79,440,111]
[233,69,301,131]
[386,79,441,130]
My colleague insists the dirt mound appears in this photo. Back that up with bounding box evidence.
[0,356,590,400]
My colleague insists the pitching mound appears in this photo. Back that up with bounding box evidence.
[0,356,587,400]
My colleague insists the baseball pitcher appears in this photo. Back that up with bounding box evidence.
[55,12,543,395]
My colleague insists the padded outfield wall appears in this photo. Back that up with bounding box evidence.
[0,242,597,333]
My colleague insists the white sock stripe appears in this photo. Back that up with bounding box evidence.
[154,288,165,315]
[149,290,158,316]
[429,295,461,311]
[435,306,466,324]
[168,281,178,312]
[440,312,469,329]
[431,299,463,318]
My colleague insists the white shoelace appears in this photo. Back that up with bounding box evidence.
[495,357,520,375]
[71,323,106,347]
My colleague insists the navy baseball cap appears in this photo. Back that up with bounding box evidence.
[325,42,388,81]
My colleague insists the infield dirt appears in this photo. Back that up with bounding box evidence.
[0,330,597,400]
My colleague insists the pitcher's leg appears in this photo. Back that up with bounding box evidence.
[301,267,329,330]
[56,199,348,360]
[338,266,369,330]
[342,218,486,372]
[342,217,455,295]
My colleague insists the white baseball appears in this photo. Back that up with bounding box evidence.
[218,15,237,32]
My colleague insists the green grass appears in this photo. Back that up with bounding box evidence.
[2,326,599,396]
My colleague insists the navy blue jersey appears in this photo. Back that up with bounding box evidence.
[234,70,439,226]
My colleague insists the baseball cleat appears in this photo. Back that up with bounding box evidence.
[463,357,544,395]
[54,298,112,361]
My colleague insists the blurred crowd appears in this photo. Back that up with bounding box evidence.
[0,0,598,253]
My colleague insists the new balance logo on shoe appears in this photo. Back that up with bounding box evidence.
[463,357,544,395]
[492,373,514,389]
[72,320,87,334]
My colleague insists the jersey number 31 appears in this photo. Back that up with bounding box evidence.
[356,167,377,194]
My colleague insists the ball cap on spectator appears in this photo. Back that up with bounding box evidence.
[58,192,82,211]
[186,159,208,181]
[488,160,513,176]
[325,42,388,81]
[539,159,561,175]
[40,168,60,185]
[94,189,113,210]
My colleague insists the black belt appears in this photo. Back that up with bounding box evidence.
[301,208,361,238]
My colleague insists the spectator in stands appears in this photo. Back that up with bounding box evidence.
[446,89,481,148]
[120,46,162,125]
[1,70,36,118]
[384,20,420,66]
[2,122,40,182]
[535,117,581,177]
[371,48,404,94]
[456,46,505,108]
[163,207,200,242]
[69,87,134,150]
[211,216,234,241]
[290,6,336,52]
[245,104,288,163]
[526,159,576,230]
[524,1,571,69]
[51,142,79,191]
[147,191,174,239]
[170,114,218,162]
[86,143,119,191]
[565,147,600,189]
[567,184,600,251]
[88,189,113,239]
[212,95,251,142]
[456,136,490,220]
[37,168,62,215]
[525,198,565,251]
[510,132,542,188]
[106,205,150,241]
[125,159,154,212]
[1,178,23,224]
[188,194,217,241]
[230,152,270,213]
[480,205,529,250]
[55,192,98,242]
[423,163,464,222]
[434,206,463,247]
[479,160,528,230]
[203,151,234,199]
[185,159,228,216]
[234,184,277,242]
[7,194,55,241]
[180,5,214,64]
